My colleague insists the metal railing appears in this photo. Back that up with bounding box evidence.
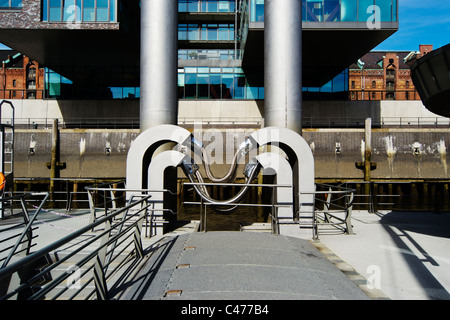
[183,181,357,239]
[0,193,49,268]
[85,182,179,238]
[302,116,450,129]
[0,193,154,300]
[7,116,450,130]
[183,181,293,235]
[311,183,356,237]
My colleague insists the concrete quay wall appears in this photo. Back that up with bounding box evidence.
[12,127,450,182]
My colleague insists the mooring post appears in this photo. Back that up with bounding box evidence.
[50,119,58,202]
[364,118,372,194]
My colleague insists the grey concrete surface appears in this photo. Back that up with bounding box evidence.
[315,210,450,300]
[116,232,371,300]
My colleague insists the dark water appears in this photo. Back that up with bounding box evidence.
[177,184,271,232]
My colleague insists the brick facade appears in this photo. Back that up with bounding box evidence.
[1,52,45,99]
[349,45,433,101]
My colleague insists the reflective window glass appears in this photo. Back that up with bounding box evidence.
[208,1,218,12]
[250,0,265,22]
[378,0,393,22]
[324,0,340,22]
[185,73,197,99]
[307,0,323,22]
[341,0,357,21]
[358,0,375,22]
[233,74,245,99]
[222,74,234,99]
[210,74,222,99]
[11,0,22,7]
[198,74,210,99]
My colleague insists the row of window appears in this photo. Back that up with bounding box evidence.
[0,0,21,8]
[250,0,398,23]
[178,24,235,41]
[42,0,116,23]
[178,0,236,13]
[178,67,348,100]
[45,66,348,100]
[178,49,241,60]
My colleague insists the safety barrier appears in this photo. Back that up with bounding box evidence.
[0,193,153,300]
[183,181,294,235]
[0,193,49,268]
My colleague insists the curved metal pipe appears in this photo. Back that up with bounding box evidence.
[182,160,260,206]
[194,137,254,184]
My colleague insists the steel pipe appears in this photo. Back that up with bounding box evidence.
[264,0,303,134]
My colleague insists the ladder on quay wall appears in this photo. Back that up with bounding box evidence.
[0,100,14,177]
[0,100,15,219]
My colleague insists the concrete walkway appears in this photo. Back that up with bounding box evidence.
[112,232,373,300]
[3,208,450,300]
[316,210,450,300]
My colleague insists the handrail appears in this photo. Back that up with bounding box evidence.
[0,194,153,300]
[0,192,49,268]
[184,181,293,234]
[310,183,356,236]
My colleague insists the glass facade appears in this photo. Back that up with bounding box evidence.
[178,67,263,100]
[178,0,236,13]
[45,66,140,99]
[177,67,348,100]
[250,0,398,22]
[45,64,348,100]
[178,24,235,41]
[0,0,22,9]
[42,0,116,22]
[178,49,241,60]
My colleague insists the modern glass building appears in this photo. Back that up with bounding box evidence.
[0,1,398,111]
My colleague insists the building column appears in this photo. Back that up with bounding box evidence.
[264,0,302,134]
[140,0,178,131]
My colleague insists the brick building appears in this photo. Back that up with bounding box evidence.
[349,45,433,101]
[0,50,45,99]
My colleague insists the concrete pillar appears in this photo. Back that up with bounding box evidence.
[264,0,302,134]
[140,0,178,131]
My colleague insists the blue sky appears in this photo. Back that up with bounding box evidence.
[375,0,450,51]
[1,0,449,52]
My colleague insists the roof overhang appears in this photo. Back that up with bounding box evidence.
[242,22,398,87]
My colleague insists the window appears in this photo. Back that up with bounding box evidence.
[351,81,355,89]
[0,0,22,9]
[372,81,376,88]
[250,0,397,23]
[12,79,16,87]
[42,0,116,22]
[178,24,235,41]
[250,0,264,22]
